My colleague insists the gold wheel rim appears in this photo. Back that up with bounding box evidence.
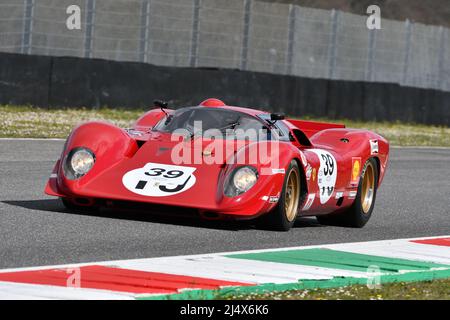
[284,168,300,222]
[361,162,375,214]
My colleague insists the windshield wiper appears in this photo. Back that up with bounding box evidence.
[185,118,241,140]
[218,118,240,132]
[185,127,201,140]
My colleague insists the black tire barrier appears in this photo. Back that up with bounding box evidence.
[0,52,449,126]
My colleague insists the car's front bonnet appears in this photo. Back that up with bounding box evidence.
[59,138,238,210]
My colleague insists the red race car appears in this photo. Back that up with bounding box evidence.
[45,98,389,231]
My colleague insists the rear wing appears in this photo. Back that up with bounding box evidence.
[286,119,345,139]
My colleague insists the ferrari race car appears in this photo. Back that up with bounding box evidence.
[45,98,389,231]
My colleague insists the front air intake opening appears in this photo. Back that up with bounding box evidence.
[136,140,146,148]
[74,197,94,206]
[199,211,221,220]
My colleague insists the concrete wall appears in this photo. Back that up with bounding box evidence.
[93,0,141,62]
[0,0,449,93]
[291,7,333,79]
[406,23,442,90]
[333,11,369,81]
[0,0,25,53]
[370,18,406,85]
[196,0,245,69]
[146,0,194,67]
[32,0,86,57]
[247,1,290,74]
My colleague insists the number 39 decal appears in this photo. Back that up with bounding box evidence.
[122,163,196,197]
[310,149,338,204]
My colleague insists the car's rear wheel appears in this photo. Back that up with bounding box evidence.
[264,160,301,231]
[317,158,378,228]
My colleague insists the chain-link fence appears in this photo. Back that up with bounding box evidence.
[1,0,449,92]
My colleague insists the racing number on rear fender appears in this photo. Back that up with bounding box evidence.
[321,154,334,176]
[320,154,335,197]
[310,149,338,204]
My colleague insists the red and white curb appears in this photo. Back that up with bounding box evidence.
[0,235,449,300]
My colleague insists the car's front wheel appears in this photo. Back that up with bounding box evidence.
[264,160,301,231]
[317,157,378,228]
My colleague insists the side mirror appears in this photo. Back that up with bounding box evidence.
[270,113,285,121]
[154,99,168,108]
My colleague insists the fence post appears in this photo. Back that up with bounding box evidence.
[84,0,95,58]
[437,26,446,91]
[286,4,297,75]
[21,0,34,54]
[189,0,201,67]
[139,0,150,63]
[402,19,412,85]
[328,9,339,79]
[240,0,252,70]
[365,29,377,82]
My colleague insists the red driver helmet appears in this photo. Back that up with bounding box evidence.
[199,98,226,107]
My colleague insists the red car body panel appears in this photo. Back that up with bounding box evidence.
[45,100,389,220]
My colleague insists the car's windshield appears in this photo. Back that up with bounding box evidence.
[153,107,273,140]
[257,114,291,142]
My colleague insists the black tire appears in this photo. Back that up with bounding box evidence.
[317,158,378,228]
[263,160,301,231]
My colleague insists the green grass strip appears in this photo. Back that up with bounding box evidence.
[2,105,450,147]
[226,248,448,273]
[137,268,450,300]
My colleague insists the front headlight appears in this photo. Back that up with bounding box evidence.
[63,147,95,180]
[224,166,258,197]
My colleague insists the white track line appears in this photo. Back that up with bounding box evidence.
[0,138,65,141]
[0,138,449,150]
[0,282,134,300]
[390,146,450,150]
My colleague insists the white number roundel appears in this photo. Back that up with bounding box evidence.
[122,163,196,197]
[310,149,337,204]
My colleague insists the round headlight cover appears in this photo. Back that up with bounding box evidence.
[63,147,95,180]
[225,166,258,197]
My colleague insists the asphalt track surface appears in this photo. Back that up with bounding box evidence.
[0,139,449,269]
